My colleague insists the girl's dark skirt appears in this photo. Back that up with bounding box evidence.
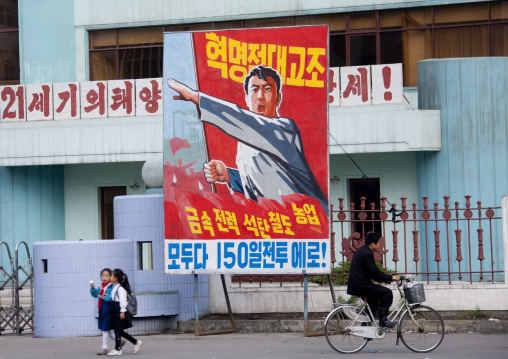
[109,301,133,331]
[98,301,112,331]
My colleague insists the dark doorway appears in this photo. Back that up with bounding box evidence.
[100,186,127,239]
[349,178,381,237]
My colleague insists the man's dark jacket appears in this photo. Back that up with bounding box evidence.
[347,244,393,295]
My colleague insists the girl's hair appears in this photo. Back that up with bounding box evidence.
[101,268,112,276]
[112,268,132,295]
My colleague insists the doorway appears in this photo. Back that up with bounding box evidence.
[349,178,382,238]
[100,186,126,239]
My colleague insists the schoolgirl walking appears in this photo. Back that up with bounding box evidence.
[105,268,142,356]
[90,268,117,355]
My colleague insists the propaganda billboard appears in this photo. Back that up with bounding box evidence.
[163,26,330,274]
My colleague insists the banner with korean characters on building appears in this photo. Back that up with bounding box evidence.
[328,63,403,106]
[163,26,331,274]
[0,79,163,122]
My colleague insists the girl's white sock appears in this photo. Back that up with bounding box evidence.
[101,331,110,349]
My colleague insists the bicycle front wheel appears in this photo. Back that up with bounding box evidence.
[324,306,369,354]
[399,305,445,353]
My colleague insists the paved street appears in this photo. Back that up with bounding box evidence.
[0,332,507,359]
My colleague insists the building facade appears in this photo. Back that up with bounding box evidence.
[0,0,507,280]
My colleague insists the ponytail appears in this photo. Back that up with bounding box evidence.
[112,268,132,295]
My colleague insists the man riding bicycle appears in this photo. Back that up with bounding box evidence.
[347,232,400,328]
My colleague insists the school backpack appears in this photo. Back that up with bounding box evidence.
[127,293,137,316]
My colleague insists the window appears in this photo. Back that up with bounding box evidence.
[138,242,153,270]
[0,0,19,85]
[90,27,164,80]
[330,11,403,72]
[349,34,376,66]
[330,2,508,86]
[89,1,508,86]
[0,4,13,27]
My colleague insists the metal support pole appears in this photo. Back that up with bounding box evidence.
[303,271,308,321]
[303,271,312,336]
[221,274,236,331]
[193,274,237,336]
[327,274,337,304]
[304,271,334,337]
[14,244,20,335]
[193,272,201,335]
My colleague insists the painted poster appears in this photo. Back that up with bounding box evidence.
[163,26,330,274]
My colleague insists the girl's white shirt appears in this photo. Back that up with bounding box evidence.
[111,284,128,313]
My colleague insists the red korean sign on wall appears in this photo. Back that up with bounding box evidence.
[0,79,163,122]
[163,26,330,274]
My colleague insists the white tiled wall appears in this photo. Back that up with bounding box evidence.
[33,194,209,338]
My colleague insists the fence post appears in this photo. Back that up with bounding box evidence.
[502,196,508,284]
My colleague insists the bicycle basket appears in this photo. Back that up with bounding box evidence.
[403,283,426,304]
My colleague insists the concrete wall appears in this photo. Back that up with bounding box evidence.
[209,275,508,314]
[34,239,137,337]
[73,0,480,27]
[0,166,65,266]
[64,162,146,241]
[114,194,208,322]
[418,57,508,279]
[33,194,208,338]
[329,151,419,272]
[0,117,163,166]
[20,0,76,84]
[329,104,441,155]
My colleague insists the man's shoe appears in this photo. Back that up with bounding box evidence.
[378,309,397,328]
[379,317,397,328]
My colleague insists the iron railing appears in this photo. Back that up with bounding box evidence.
[233,195,504,287]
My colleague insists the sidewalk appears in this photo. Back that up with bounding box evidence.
[0,332,507,359]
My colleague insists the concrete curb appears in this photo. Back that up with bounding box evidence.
[444,319,508,334]
[178,318,508,334]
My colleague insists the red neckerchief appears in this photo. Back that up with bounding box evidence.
[98,282,110,310]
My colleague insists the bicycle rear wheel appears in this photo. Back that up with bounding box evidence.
[399,305,444,353]
[324,306,369,354]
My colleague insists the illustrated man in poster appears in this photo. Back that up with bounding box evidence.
[167,65,328,214]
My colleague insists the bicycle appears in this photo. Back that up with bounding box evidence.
[324,279,445,354]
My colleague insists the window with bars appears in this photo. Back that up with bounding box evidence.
[88,1,508,87]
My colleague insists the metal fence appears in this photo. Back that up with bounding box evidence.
[232,195,504,287]
[0,241,34,335]
[332,195,503,285]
